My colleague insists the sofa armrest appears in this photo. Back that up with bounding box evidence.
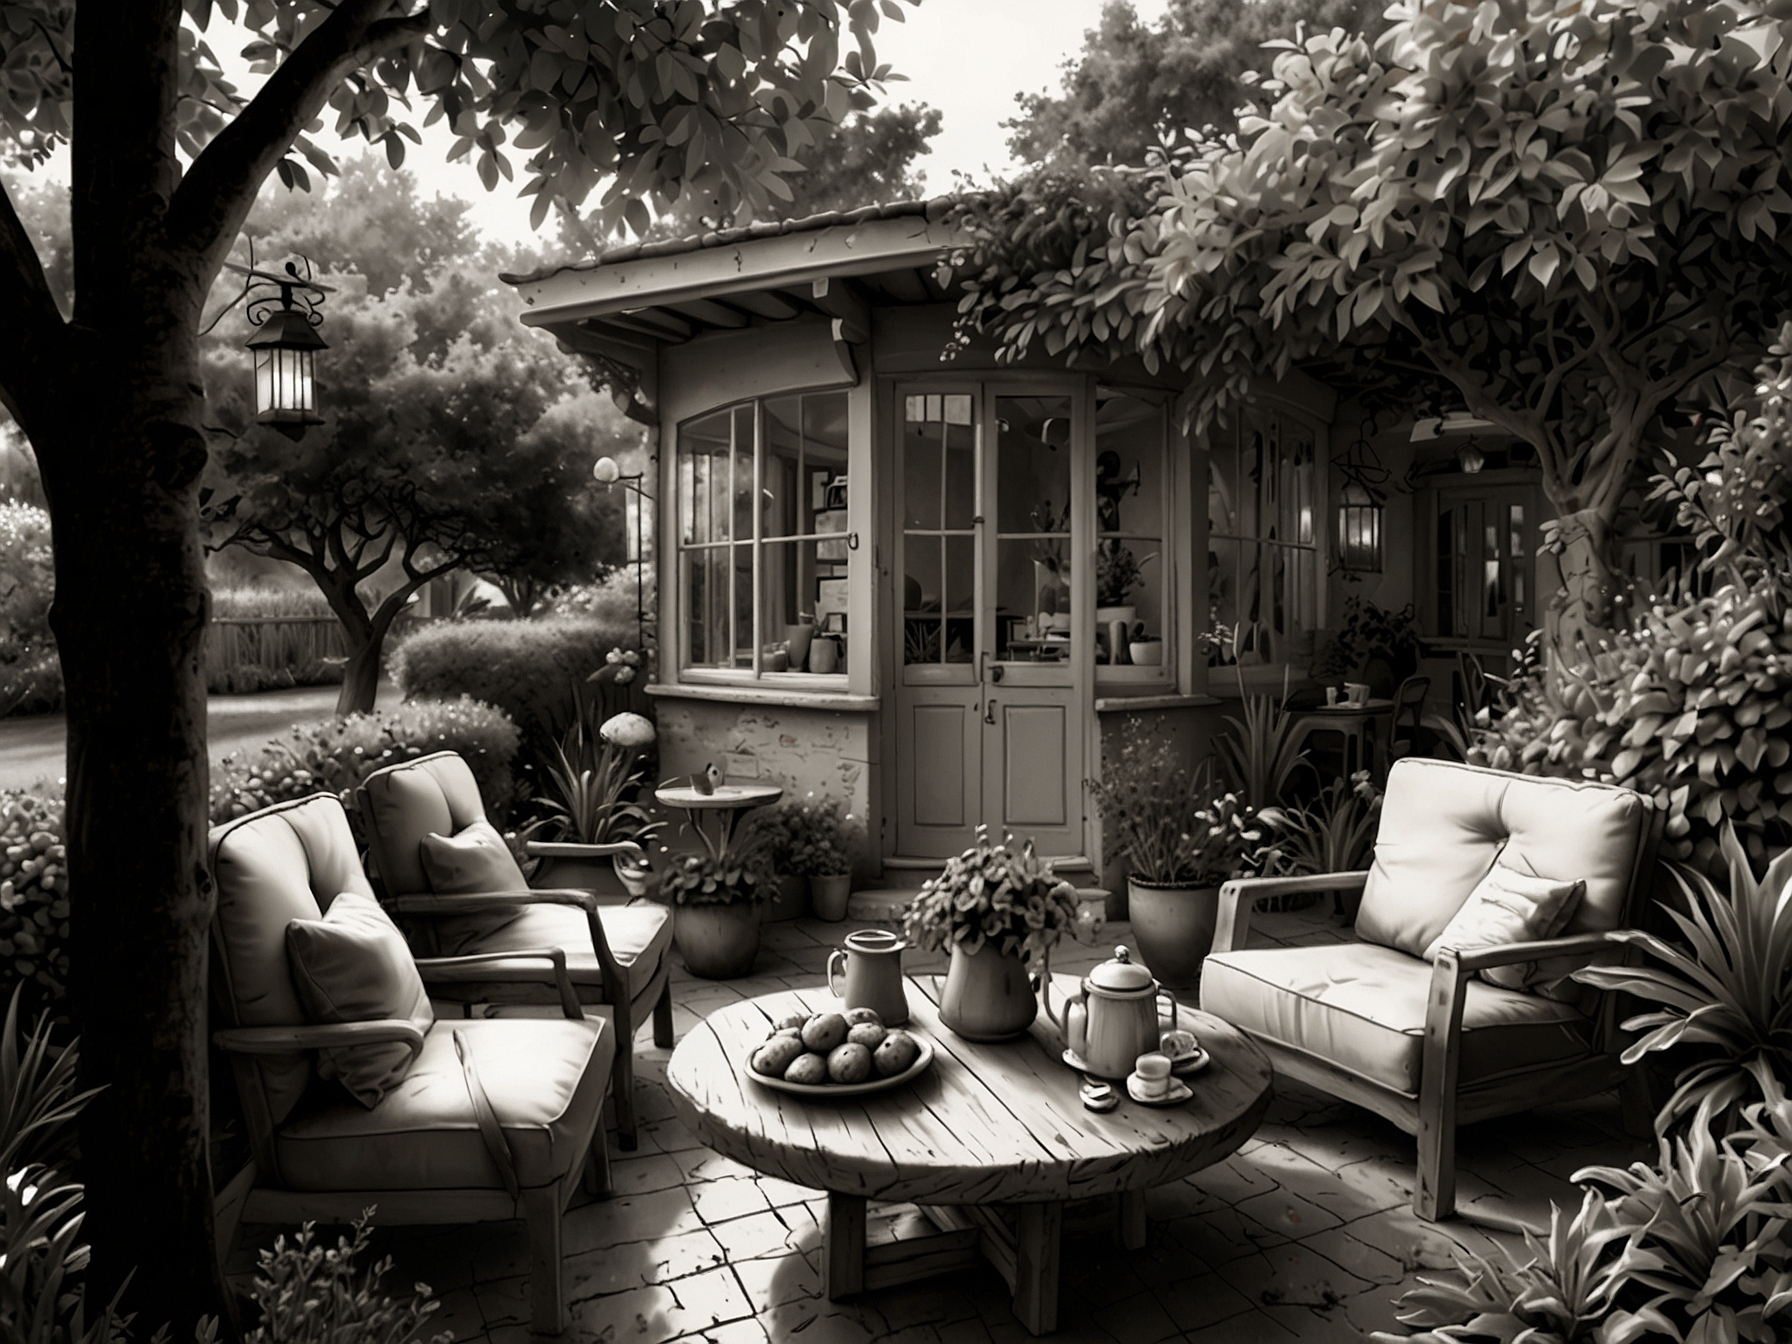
[1213,871,1369,953]
[1450,931,1616,974]
[415,948,583,1020]
[525,840,645,864]
[386,889,627,1005]
[213,1020,426,1064]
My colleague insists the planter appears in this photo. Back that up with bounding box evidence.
[810,873,851,921]
[938,942,1037,1041]
[763,873,808,923]
[674,900,762,979]
[1129,639,1163,666]
[1095,604,1137,628]
[1126,878,1220,991]
[786,623,815,671]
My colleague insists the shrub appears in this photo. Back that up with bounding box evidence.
[211,695,520,825]
[0,792,69,1019]
[239,1217,448,1344]
[0,503,59,717]
[391,614,641,746]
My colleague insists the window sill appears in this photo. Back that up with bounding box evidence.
[1094,693,1221,713]
[646,682,880,712]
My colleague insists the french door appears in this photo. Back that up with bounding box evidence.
[893,383,1088,859]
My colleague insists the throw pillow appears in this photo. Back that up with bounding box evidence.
[1422,860,1585,994]
[417,818,527,945]
[286,892,435,1108]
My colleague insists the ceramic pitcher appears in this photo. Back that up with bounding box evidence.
[827,929,909,1025]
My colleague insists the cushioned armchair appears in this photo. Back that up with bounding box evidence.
[1200,758,1662,1222]
[209,794,615,1334]
[354,751,674,1149]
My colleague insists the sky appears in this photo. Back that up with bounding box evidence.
[410,0,1172,248]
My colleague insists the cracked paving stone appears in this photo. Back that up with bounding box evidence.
[1089,1288,1181,1344]
[570,1264,755,1341]
[1235,1185,1345,1237]
[728,1248,823,1310]
[708,1208,808,1262]
[564,1185,705,1253]
[564,1226,728,1298]
[690,1173,776,1223]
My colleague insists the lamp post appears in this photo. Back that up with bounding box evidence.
[594,455,651,649]
[235,259,332,441]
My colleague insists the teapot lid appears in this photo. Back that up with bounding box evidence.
[1088,945,1154,992]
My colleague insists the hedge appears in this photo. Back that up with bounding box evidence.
[390,614,642,745]
[0,789,68,1017]
[211,695,522,825]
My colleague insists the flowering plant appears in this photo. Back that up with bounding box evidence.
[1087,716,1262,885]
[903,826,1082,968]
[764,795,855,878]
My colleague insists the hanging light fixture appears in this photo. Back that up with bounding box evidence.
[1336,481,1383,575]
[230,258,332,442]
[1457,443,1486,474]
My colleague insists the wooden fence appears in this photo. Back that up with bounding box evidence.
[204,615,348,681]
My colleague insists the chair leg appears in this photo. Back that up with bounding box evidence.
[1414,1110,1457,1222]
[583,1136,613,1198]
[522,1185,566,1335]
[611,1000,639,1151]
[652,981,674,1049]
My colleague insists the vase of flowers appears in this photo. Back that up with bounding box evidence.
[521,694,663,899]
[1087,719,1263,988]
[904,826,1082,1041]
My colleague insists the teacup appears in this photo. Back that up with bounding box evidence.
[1325,686,1340,706]
[1132,1052,1172,1099]
[1344,682,1370,706]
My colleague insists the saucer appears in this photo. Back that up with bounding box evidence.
[1062,1047,1128,1081]
[1170,1047,1211,1078]
[1125,1074,1193,1107]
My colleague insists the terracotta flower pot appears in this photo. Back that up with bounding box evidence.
[1126,878,1220,991]
[938,942,1037,1041]
[674,900,762,979]
[810,873,851,921]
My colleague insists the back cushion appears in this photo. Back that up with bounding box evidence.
[1357,759,1650,958]
[358,753,488,896]
[286,892,435,1108]
[210,795,377,1124]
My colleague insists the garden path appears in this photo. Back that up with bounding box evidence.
[236,902,1651,1344]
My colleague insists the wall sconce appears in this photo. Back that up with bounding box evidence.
[1336,482,1383,575]
[240,260,331,442]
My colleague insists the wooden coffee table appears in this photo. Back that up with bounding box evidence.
[666,973,1273,1334]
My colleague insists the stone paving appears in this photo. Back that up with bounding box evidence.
[233,901,1652,1343]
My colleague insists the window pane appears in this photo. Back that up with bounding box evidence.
[763,396,803,540]
[680,409,730,545]
[732,540,754,667]
[904,535,942,665]
[1096,393,1161,537]
[942,534,975,662]
[997,394,1072,534]
[943,414,976,530]
[683,547,730,668]
[732,405,755,548]
[903,407,941,529]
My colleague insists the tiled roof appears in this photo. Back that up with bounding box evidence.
[499,197,957,286]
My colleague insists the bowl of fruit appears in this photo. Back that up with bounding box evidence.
[745,1007,933,1097]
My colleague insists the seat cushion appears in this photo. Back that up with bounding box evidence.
[437,901,673,1005]
[274,1016,613,1193]
[286,892,435,1108]
[1356,759,1651,958]
[358,753,490,898]
[1200,942,1592,1096]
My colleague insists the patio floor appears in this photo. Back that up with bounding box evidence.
[234,901,1652,1343]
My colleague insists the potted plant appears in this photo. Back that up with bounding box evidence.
[521,689,662,898]
[1095,538,1141,626]
[1257,771,1382,917]
[782,795,856,921]
[903,825,1083,1041]
[1312,597,1423,697]
[1087,719,1263,989]
[660,821,774,979]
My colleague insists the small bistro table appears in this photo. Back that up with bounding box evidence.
[1289,697,1394,778]
[653,781,783,852]
[666,973,1273,1334]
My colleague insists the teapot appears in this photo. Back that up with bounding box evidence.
[1044,945,1178,1080]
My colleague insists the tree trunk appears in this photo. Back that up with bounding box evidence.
[39,339,227,1333]
[1546,505,1624,667]
[336,630,381,716]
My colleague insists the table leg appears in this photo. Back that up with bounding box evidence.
[1012,1202,1062,1335]
[824,1192,867,1300]
[1117,1189,1147,1250]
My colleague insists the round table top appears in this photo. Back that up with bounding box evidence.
[654,783,784,811]
[665,973,1273,1207]
[1305,698,1393,715]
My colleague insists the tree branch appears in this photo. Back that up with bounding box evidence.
[166,2,433,276]
[0,178,70,432]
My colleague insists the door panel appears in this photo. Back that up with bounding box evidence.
[995,702,1071,829]
[911,704,970,829]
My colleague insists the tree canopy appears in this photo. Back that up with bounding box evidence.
[1006,0,1381,168]
[949,0,1792,660]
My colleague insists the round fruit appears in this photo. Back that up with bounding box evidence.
[827,1042,872,1084]
[873,1029,920,1077]
[783,1052,828,1085]
[751,1034,805,1078]
[800,1011,848,1054]
[844,1007,883,1027]
[847,1021,886,1050]
[775,1013,807,1032]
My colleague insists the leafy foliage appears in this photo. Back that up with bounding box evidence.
[659,848,773,907]
[238,1217,447,1344]
[0,793,67,1019]
[1258,771,1381,879]
[757,795,855,879]
[1213,675,1312,814]
[210,694,521,824]
[902,826,1083,969]
[1088,717,1261,885]
[1575,825,1792,1135]
[1311,598,1421,683]
[520,694,661,855]
[0,501,57,716]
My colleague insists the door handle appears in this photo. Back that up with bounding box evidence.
[990,663,1004,683]
[984,699,997,725]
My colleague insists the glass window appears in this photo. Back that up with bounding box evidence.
[675,390,852,677]
[1208,405,1320,668]
[1094,391,1168,676]
[901,393,978,667]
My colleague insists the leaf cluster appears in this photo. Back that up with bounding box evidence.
[239,1216,447,1344]
[901,825,1082,968]
[1257,770,1381,879]
[658,847,772,907]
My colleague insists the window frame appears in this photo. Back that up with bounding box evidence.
[1094,388,1175,688]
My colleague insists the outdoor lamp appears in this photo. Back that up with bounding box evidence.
[1457,443,1486,474]
[594,455,652,647]
[1336,482,1383,575]
[233,258,331,442]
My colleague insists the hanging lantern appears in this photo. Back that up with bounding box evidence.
[1336,482,1383,575]
[1457,443,1486,474]
[231,258,331,442]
